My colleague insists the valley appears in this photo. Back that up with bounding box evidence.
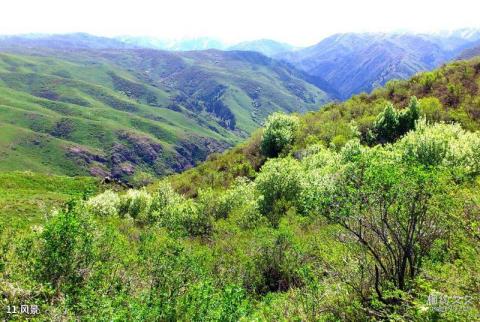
[0,44,333,184]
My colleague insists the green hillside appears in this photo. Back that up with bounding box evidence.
[0,171,99,229]
[0,49,333,184]
[1,57,480,320]
[168,56,480,195]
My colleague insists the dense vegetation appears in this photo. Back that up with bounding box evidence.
[1,57,480,321]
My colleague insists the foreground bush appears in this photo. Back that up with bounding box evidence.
[119,188,152,222]
[400,119,480,178]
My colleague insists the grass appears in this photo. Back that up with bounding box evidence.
[0,49,332,182]
[0,171,98,228]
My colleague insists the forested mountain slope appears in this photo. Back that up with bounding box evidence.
[0,47,334,184]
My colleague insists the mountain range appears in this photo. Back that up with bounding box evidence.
[278,30,480,98]
[0,43,332,184]
[458,44,480,60]
[4,30,480,99]
[1,30,480,183]
[228,39,295,57]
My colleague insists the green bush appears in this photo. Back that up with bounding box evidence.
[37,207,95,294]
[372,97,420,143]
[420,97,444,122]
[177,281,250,321]
[400,120,480,178]
[399,119,451,166]
[255,157,304,225]
[178,199,213,237]
[372,102,400,142]
[198,177,257,220]
[261,112,299,157]
[119,189,152,223]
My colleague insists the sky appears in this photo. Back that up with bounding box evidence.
[1,0,479,46]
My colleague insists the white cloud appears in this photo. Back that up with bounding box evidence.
[1,0,479,46]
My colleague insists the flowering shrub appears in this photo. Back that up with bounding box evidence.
[399,119,480,178]
[151,181,184,210]
[119,189,152,223]
[446,130,480,178]
[86,190,120,217]
[301,144,340,171]
[203,177,257,219]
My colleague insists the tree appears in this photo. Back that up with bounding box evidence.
[317,148,452,302]
[372,103,399,143]
[261,113,299,157]
[372,97,420,143]
[398,96,420,134]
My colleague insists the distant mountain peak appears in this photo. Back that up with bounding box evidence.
[228,39,294,57]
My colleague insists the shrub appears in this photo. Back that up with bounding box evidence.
[301,144,341,174]
[198,177,257,220]
[317,146,453,297]
[372,103,399,143]
[419,97,444,122]
[261,113,299,157]
[330,134,348,149]
[38,208,95,294]
[178,199,213,237]
[86,190,120,217]
[301,168,338,216]
[418,71,437,93]
[398,96,420,134]
[255,158,304,225]
[399,119,451,167]
[177,281,250,321]
[399,120,480,177]
[138,234,202,321]
[445,127,480,178]
[152,181,183,208]
[340,138,364,163]
[149,186,213,237]
[119,189,153,223]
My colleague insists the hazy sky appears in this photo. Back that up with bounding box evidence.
[1,0,479,46]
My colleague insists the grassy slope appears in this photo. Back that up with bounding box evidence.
[6,56,477,223]
[0,171,99,228]
[166,57,480,196]
[0,49,332,183]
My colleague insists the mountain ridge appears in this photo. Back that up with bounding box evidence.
[228,39,294,57]
[0,45,334,184]
[278,31,480,98]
